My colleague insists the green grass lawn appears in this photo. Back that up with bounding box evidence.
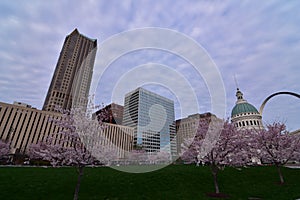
[0,165,299,200]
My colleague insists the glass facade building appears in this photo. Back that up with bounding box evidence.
[123,88,176,156]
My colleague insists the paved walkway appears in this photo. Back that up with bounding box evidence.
[285,164,300,169]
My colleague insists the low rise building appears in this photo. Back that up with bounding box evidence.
[0,101,134,159]
[176,112,217,155]
[0,101,61,154]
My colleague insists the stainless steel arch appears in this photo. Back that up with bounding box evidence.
[259,91,300,115]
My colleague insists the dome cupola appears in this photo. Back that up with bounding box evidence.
[231,88,263,130]
[231,88,259,117]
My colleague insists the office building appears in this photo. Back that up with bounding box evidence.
[122,87,176,156]
[43,29,97,112]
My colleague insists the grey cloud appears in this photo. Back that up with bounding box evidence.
[0,0,299,129]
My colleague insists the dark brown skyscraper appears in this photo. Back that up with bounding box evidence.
[43,29,97,112]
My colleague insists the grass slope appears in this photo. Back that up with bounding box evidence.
[0,165,299,200]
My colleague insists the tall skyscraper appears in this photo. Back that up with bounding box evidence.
[122,87,176,156]
[43,29,97,112]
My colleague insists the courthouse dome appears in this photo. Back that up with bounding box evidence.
[231,102,259,117]
[230,88,263,130]
[231,88,259,117]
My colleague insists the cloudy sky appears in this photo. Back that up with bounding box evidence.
[0,0,299,131]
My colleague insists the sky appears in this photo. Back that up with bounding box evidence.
[0,0,299,131]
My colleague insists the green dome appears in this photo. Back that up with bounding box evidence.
[231,102,259,117]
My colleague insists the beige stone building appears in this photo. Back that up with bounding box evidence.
[175,112,216,155]
[0,101,134,159]
[0,101,61,154]
[101,123,134,158]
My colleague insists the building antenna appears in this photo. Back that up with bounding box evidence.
[234,74,239,90]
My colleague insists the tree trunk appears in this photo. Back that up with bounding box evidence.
[211,165,220,194]
[74,166,84,200]
[276,165,284,184]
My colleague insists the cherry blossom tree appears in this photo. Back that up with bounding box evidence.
[125,149,171,165]
[143,151,170,165]
[0,140,10,164]
[30,104,118,200]
[153,151,171,164]
[126,149,148,165]
[181,117,250,195]
[249,122,300,184]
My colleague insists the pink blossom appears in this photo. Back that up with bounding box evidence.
[181,117,250,194]
[0,140,10,162]
[248,122,300,184]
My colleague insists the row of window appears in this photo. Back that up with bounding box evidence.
[235,120,260,128]
[235,112,257,117]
